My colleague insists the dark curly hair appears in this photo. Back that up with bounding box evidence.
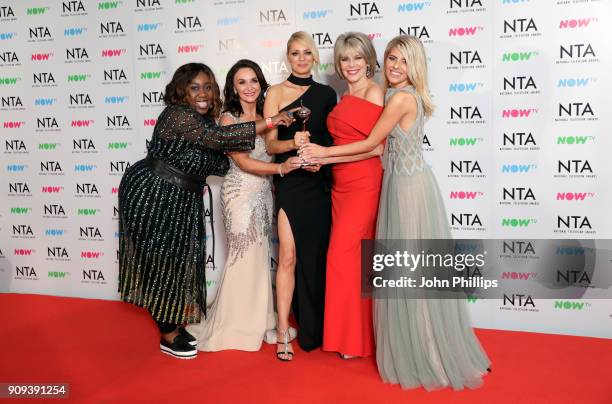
[163,63,222,119]
[222,59,269,118]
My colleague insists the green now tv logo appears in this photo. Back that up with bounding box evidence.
[98,1,122,9]
[68,74,89,82]
[140,71,163,79]
[77,208,99,215]
[557,136,593,145]
[0,77,20,85]
[450,137,480,146]
[502,218,536,227]
[10,207,32,214]
[502,51,538,62]
[27,7,49,15]
[554,300,590,310]
[108,142,129,149]
[49,271,69,278]
[39,143,59,150]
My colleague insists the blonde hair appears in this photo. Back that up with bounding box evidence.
[333,32,377,79]
[286,31,320,66]
[383,35,434,117]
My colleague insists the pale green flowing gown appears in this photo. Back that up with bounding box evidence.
[373,85,490,391]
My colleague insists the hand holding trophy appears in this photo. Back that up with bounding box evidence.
[294,101,316,167]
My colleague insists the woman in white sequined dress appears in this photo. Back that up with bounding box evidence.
[187,60,301,351]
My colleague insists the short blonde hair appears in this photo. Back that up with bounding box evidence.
[334,32,377,79]
[384,35,434,117]
[286,31,320,65]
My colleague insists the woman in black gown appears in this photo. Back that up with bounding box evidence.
[264,32,337,359]
[118,63,294,359]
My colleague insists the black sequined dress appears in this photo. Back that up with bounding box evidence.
[118,104,255,325]
[275,82,337,351]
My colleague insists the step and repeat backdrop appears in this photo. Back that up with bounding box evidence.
[1,0,611,338]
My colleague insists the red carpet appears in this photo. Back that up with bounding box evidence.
[1,294,610,403]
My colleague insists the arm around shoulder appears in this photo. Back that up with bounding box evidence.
[365,84,384,107]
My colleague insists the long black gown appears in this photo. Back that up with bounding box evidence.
[275,82,337,351]
[118,104,255,325]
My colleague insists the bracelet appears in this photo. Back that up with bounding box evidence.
[278,163,284,177]
[265,117,274,129]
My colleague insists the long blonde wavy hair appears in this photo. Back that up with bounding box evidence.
[383,35,434,118]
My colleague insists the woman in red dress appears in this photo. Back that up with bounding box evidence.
[315,32,385,358]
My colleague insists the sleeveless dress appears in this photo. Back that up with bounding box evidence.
[187,113,276,351]
[118,104,255,325]
[323,95,383,357]
[275,82,337,351]
[374,86,490,390]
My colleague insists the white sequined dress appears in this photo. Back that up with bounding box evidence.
[187,113,276,351]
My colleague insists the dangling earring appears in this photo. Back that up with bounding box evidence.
[366,65,372,77]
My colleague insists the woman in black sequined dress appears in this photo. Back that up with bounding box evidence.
[118,63,294,359]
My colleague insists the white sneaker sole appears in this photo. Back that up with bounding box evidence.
[160,344,197,359]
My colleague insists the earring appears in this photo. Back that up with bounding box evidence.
[366,65,372,77]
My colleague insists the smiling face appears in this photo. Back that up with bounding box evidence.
[233,67,261,105]
[184,72,214,114]
[384,46,410,88]
[339,47,368,84]
[287,40,315,76]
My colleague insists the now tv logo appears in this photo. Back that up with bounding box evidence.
[101,49,126,57]
[105,95,128,104]
[177,44,203,53]
[502,51,538,62]
[144,118,157,126]
[501,218,535,227]
[501,164,536,173]
[218,17,240,25]
[81,251,103,258]
[64,27,87,36]
[137,23,161,31]
[0,32,17,40]
[449,82,482,92]
[448,26,483,36]
[554,300,589,310]
[14,249,34,256]
[31,53,53,61]
[559,18,597,29]
[556,192,594,201]
[3,121,25,128]
[557,78,593,88]
[557,136,592,145]
[502,108,537,118]
[449,191,483,199]
[72,120,94,127]
[42,186,62,193]
[303,9,332,19]
[502,271,536,280]
[397,2,429,12]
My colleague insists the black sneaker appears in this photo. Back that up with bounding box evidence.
[178,327,197,347]
[160,334,197,359]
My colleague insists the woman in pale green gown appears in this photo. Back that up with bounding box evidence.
[300,35,490,391]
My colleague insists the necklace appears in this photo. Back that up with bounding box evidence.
[287,74,314,86]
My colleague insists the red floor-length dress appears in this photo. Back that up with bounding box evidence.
[322,95,383,357]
